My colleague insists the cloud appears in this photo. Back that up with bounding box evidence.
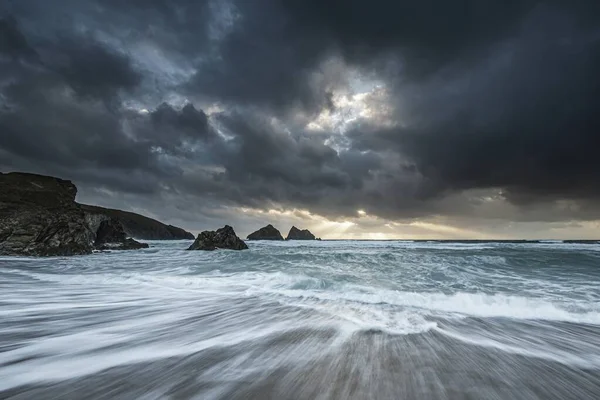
[0,19,210,193]
[150,103,212,140]
[51,38,142,101]
[0,17,38,60]
[2,1,600,237]
[347,5,600,209]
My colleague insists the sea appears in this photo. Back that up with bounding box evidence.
[0,240,599,399]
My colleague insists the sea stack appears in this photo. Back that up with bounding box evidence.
[0,172,148,256]
[286,226,317,240]
[188,225,248,251]
[247,224,284,240]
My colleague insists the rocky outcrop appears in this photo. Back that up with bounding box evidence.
[247,224,284,240]
[0,172,147,256]
[94,218,149,250]
[188,225,248,251]
[286,226,317,240]
[0,172,95,256]
[81,204,194,240]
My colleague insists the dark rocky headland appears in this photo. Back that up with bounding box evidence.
[188,225,248,251]
[286,226,318,240]
[247,224,284,240]
[82,204,194,240]
[0,172,192,256]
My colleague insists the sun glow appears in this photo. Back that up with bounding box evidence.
[305,85,391,134]
[232,206,500,240]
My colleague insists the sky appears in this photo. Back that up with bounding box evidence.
[1,0,600,239]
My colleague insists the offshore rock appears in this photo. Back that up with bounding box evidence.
[188,225,248,251]
[247,224,284,240]
[285,226,317,240]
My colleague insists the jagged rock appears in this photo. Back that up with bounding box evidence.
[188,225,248,251]
[286,226,317,240]
[247,224,284,240]
[81,204,194,240]
[0,172,95,256]
[93,218,148,250]
[95,218,126,244]
[0,172,148,256]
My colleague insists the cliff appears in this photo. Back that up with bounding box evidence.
[0,172,94,256]
[0,172,148,256]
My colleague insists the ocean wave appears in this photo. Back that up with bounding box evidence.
[256,286,600,325]
[2,240,600,396]
[13,266,600,326]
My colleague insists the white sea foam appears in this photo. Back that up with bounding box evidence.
[16,267,600,326]
[0,318,311,391]
[255,285,600,324]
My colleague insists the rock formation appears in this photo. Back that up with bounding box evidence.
[94,218,149,250]
[0,172,95,256]
[285,226,317,240]
[0,172,147,256]
[81,204,194,240]
[188,225,248,251]
[247,224,284,240]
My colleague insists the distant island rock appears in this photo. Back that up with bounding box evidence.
[286,226,318,240]
[81,204,194,240]
[247,224,284,240]
[188,225,248,251]
[0,172,151,256]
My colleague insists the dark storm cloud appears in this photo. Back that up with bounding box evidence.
[347,4,600,207]
[216,111,343,186]
[95,0,213,52]
[280,0,534,75]
[0,16,211,193]
[186,1,333,115]
[203,0,600,220]
[176,110,380,213]
[0,12,142,101]
[151,103,212,140]
[2,0,600,227]
[51,38,142,101]
[185,1,540,114]
[0,17,38,60]
[0,74,162,193]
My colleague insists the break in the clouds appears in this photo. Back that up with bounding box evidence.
[1,0,600,239]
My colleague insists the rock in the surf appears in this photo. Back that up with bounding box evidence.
[247,224,284,240]
[188,225,248,251]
